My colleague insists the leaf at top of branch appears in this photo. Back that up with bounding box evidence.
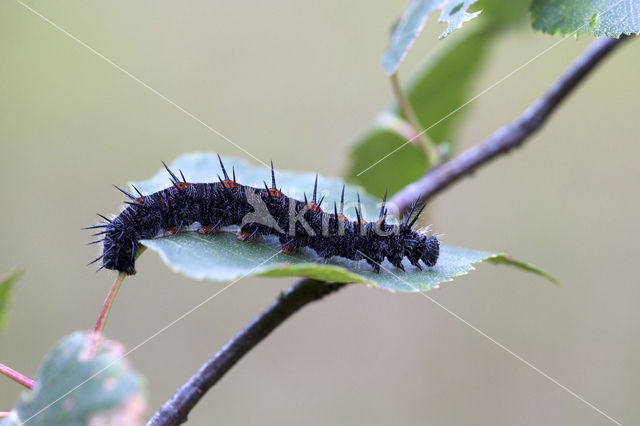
[382,0,481,75]
[0,332,147,426]
[531,0,640,37]
[0,268,22,330]
[134,153,556,292]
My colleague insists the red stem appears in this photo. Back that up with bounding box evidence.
[0,362,35,389]
[90,272,127,354]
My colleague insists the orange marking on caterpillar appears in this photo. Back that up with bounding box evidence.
[335,214,349,222]
[175,182,189,189]
[164,226,180,236]
[198,225,218,235]
[307,202,321,212]
[237,230,257,242]
[134,197,144,204]
[281,244,295,255]
[268,188,282,197]
[222,180,238,189]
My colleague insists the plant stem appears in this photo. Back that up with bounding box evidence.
[147,279,347,426]
[94,272,127,334]
[390,35,630,214]
[390,73,440,165]
[0,362,35,389]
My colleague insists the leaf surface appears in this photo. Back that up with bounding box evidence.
[382,0,481,75]
[531,0,640,37]
[1,332,146,426]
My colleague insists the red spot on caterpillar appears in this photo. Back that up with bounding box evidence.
[164,226,180,236]
[281,244,295,255]
[134,197,144,204]
[307,202,321,212]
[335,214,348,222]
[175,182,189,189]
[237,230,257,242]
[221,180,238,189]
[198,225,218,235]
[268,188,282,197]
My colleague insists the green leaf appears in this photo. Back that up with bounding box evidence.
[382,0,481,75]
[473,0,532,27]
[1,332,146,426]
[0,268,22,330]
[133,153,555,292]
[531,0,640,37]
[348,28,491,195]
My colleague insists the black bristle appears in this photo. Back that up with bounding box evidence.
[404,199,419,226]
[312,175,318,203]
[379,188,388,220]
[113,184,135,200]
[87,255,104,266]
[82,224,107,230]
[408,204,426,228]
[96,214,112,223]
[131,185,144,197]
[339,185,345,215]
[161,160,180,184]
[179,170,187,184]
[217,154,230,180]
[270,161,277,188]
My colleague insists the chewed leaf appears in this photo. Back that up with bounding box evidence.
[0,332,146,426]
[0,268,22,329]
[135,153,556,292]
[382,0,481,75]
[531,0,640,37]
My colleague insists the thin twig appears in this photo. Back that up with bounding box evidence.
[0,362,35,389]
[390,73,440,164]
[389,35,630,215]
[147,279,347,426]
[90,272,127,354]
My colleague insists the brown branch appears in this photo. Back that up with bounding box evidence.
[390,35,630,215]
[147,279,347,426]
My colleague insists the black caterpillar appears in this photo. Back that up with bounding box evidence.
[85,156,439,275]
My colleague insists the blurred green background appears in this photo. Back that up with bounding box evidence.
[1,1,638,425]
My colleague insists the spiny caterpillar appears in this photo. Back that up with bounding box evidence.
[85,156,439,275]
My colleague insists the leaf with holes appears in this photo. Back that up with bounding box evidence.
[0,268,22,330]
[531,0,640,37]
[132,153,556,292]
[0,332,146,426]
[382,0,481,75]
